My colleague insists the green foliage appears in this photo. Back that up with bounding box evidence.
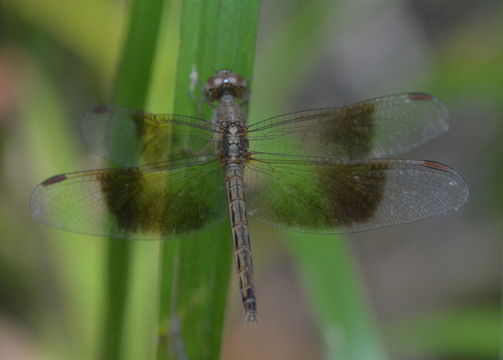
[3,0,500,359]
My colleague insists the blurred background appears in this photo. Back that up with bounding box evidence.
[0,0,501,359]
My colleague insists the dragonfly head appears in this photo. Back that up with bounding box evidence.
[204,69,248,102]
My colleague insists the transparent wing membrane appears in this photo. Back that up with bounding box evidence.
[30,158,226,240]
[248,93,449,159]
[245,155,468,233]
[82,105,219,166]
[32,92,466,239]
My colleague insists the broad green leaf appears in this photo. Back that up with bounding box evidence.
[156,1,260,359]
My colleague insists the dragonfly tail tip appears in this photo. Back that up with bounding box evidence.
[245,312,257,323]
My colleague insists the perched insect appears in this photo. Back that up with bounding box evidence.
[31,70,468,321]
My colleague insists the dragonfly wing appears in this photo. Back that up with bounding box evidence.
[30,158,226,240]
[248,93,448,159]
[82,105,217,166]
[244,155,468,233]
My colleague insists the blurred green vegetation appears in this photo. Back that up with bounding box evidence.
[0,0,500,359]
[100,0,165,359]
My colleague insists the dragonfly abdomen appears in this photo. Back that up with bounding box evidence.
[225,163,257,322]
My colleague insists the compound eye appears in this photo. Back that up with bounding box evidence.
[212,77,223,88]
[225,75,237,85]
[206,76,223,91]
[230,74,246,88]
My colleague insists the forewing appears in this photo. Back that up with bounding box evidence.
[82,105,218,166]
[30,158,226,240]
[245,155,468,233]
[248,93,449,159]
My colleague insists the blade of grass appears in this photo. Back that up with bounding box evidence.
[250,2,388,359]
[288,235,387,360]
[251,0,345,117]
[156,1,260,359]
[24,69,101,360]
[101,0,166,359]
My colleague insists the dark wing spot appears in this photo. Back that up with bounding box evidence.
[319,161,388,225]
[132,112,146,142]
[42,174,68,186]
[98,167,221,236]
[407,93,433,101]
[321,102,375,159]
[98,168,153,233]
[92,105,109,114]
[421,160,451,172]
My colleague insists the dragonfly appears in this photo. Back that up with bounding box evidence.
[30,70,468,322]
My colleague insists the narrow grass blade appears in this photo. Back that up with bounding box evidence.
[288,234,387,360]
[156,1,260,359]
[249,2,389,358]
[101,1,165,359]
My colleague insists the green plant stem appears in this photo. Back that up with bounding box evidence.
[246,2,389,358]
[156,1,260,359]
[288,235,387,360]
[101,0,165,359]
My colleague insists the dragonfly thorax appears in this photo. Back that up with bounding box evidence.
[214,95,249,165]
[218,122,249,165]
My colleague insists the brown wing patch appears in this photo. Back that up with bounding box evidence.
[30,160,226,240]
[97,167,163,234]
[245,157,467,234]
[97,165,224,236]
[247,93,449,160]
[317,161,387,225]
[321,102,375,159]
